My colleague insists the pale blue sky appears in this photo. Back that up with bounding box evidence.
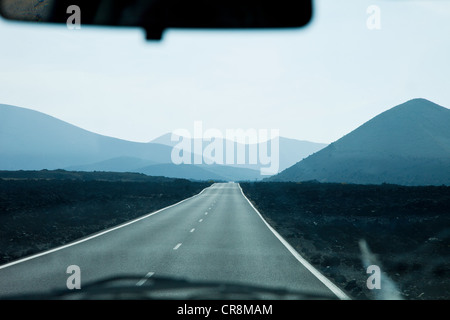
[0,0,449,144]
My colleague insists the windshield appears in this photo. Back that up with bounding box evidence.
[0,0,449,306]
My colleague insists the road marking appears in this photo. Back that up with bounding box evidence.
[173,243,182,250]
[238,183,351,301]
[199,219,203,223]
[205,212,208,215]
[136,272,154,286]
[0,184,216,271]
[190,228,195,233]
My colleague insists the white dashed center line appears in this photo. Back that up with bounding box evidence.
[136,272,154,286]
[190,228,195,233]
[199,219,203,223]
[205,212,208,215]
[173,243,182,250]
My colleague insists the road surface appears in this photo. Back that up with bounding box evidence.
[0,183,349,299]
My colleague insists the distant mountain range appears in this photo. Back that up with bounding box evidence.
[149,132,327,173]
[270,98,450,186]
[0,104,326,181]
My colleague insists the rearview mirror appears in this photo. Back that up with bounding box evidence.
[0,0,313,40]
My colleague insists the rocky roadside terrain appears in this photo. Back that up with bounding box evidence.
[0,170,212,265]
[240,181,450,300]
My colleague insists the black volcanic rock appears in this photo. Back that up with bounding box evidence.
[270,99,450,186]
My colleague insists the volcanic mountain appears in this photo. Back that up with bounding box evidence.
[270,98,450,186]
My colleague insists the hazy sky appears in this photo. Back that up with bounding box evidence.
[0,0,450,144]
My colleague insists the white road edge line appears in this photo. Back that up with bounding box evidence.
[0,184,216,271]
[238,183,351,301]
[136,272,155,286]
[173,243,182,250]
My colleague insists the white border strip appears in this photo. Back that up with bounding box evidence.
[0,184,214,271]
[238,183,351,300]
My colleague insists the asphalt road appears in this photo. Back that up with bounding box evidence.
[0,182,349,299]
